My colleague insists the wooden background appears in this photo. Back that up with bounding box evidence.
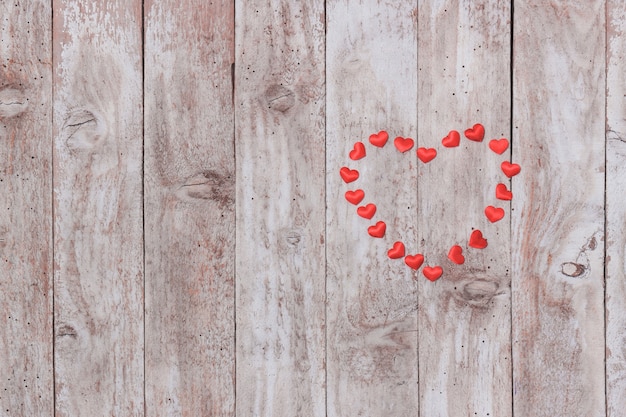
[0,0,624,416]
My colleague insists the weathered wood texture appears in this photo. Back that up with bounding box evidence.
[606,1,626,415]
[235,1,326,415]
[511,2,606,416]
[416,2,512,416]
[143,1,236,415]
[326,2,419,415]
[0,1,53,415]
[52,1,144,415]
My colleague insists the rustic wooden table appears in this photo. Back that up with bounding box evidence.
[1,1,623,416]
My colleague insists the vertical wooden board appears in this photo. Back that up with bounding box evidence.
[606,1,626,415]
[52,1,144,415]
[0,1,53,415]
[416,2,512,416]
[326,2,419,415]
[144,1,235,415]
[511,2,605,416]
[235,1,326,416]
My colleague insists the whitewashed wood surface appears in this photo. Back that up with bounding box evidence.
[0,1,624,416]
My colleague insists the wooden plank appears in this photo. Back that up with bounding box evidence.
[326,2,419,415]
[511,1,606,416]
[234,1,326,415]
[0,1,53,415]
[416,2,512,416]
[52,1,144,414]
[143,1,235,415]
[606,1,626,415]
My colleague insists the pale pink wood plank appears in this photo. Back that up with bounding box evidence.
[416,2,512,415]
[52,1,144,414]
[511,2,606,416]
[144,1,235,415]
[0,1,53,415]
[606,1,626,415]
[326,2,419,415]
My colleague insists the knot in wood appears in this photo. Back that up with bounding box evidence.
[265,84,295,112]
[0,87,28,118]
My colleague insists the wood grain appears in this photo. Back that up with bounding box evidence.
[416,2,512,416]
[143,1,235,415]
[234,1,326,415]
[0,1,53,415]
[606,1,626,415]
[511,2,606,416]
[326,2,419,415]
[52,1,144,415]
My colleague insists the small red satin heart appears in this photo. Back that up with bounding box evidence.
[441,130,461,147]
[357,203,376,219]
[464,123,485,142]
[485,206,505,223]
[447,245,465,264]
[489,138,509,154]
[368,221,386,238]
[345,189,364,205]
[417,147,437,163]
[495,183,513,200]
[394,136,415,153]
[468,230,488,249]
[369,131,389,147]
[388,241,405,259]
[501,161,521,178]
[339,167,359,183]
[349,142,366,160]
[423,266,443,281]
[405,254,424,270]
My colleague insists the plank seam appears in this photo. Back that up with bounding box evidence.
[509,2,515,417]
[603,1,609,415]
[50,0,56,414]
[141,0,146,415]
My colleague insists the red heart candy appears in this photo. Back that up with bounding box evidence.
[489,138,509,154]
[447,245,465,264]
[441,130,461,147]
[388,241,406,259]
[345,189,364,205]
[405,254,424,270]
[468,230,488,249]
[357,203,376,219]
[339,167,359,183]
[417,147,437,163]
[485,206,505,223]
[368,221,386,238]
[501,161,521,178]
[495,183,513,200]
[394,136,415,153]
[369,131,389,147]
[464,123,485,142]
[423,266,443,281]
[349,142,366,160]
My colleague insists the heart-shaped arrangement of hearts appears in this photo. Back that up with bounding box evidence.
[340,123,521,282]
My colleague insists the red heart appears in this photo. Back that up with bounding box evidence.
[441,130,461,147]
[369,131,389,147]
[501,161,521,178]
[495,183,513,200]
[464,123,485,142]
[423,266,443,281]
[404,254,424,270]
[447,245,465,264]
[339,167,359,183]
[357,203,376,219]
[394,136,414,153]
[345,189,364,205]
[468,230,488,249]
[368,221,386,238]
[388,241,405,259]
[349,142,366,160]
[489,138,509,154]
[485,206,505,223]
[417,147,437,163]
